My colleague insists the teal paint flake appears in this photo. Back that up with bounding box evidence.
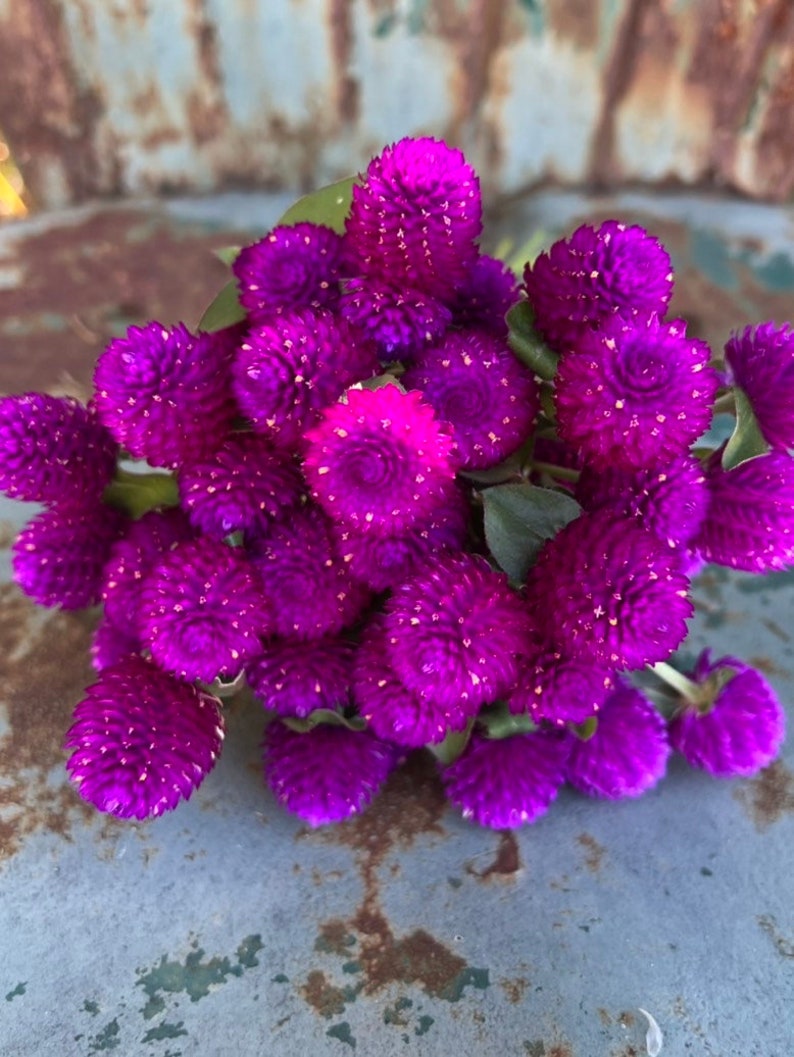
[83,999,100,1015]
[327,1022,357,1049]
[518,0,544,37]
[447,876,463,889]
[524,1042,546,1057]
[738,569,794,594]
[750,252,794,292]
[689,228,738,290]
[439,966,490,1002]
[142,1021,188,1044]
[415,1014,434,1036]
[373,12,398,38]
[342,961,361,975]
[384,996,414,1026]
[272,974,289,984]
[5,981,26,1002]
[88,1017,121,1053]
[236,935,264,969]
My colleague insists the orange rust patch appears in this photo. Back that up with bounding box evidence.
[499,976,528,1004]
[466,829,522,881]
[300,970,349,1018]
[577,832,606,874]
[734,760,794,831]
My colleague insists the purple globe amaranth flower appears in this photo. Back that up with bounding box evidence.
[346,136,482,301]
[247,503,370,641]
[178,432,304,538]
[724,322,794,450]
[524,220,674,351]
[91,616,142,671]
[233,307,379,448]
[555,315,717,471]
[263,720,400,826]
[508,648,616,727]
[668,651,785,777]
[353,614,474,746]
[93,322,236,468]
[402,329,539,470]
[565,681,670,799]
[525,510,692,670]
[383,552,532,710]
[139,536,269,682]
[13,502,127,610]
[303,384,457,535]
[575,455,709,550]
[233,222,346,322]
[246,636,354,718]
[65,655,224,820]
[694,448,794,572]
[443,729,571,829]
[0,393,117,505]
[451,254,520,337]
[102,507,194,628]
[339,276,452,362]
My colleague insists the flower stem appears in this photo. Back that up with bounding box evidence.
[528,460,580,483]
[649,661,700,702]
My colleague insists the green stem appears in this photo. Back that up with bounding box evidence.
[649,661,700,703]
[713,392,736,415]
[527,460,580,483]
[103,467,180,519]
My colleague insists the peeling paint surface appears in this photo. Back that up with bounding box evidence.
[1,192,794,1054]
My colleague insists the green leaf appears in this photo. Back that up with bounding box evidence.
[426,719,475,766]
[347,373,406,395]
[721,387,770,470]
[506,301,559,381]
[197,280,246,332]
[213,245,241,266]
[479,702,536,740]
[103,468,180,519]
[570,716,598,741]
[281,709,367,734]
[276,174,357,234]
[482,482,581,583]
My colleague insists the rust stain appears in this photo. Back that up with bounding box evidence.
[499,976,528,1004]
[618,1010,636,1028]
[0,522,18,550]
[757,913,794,958]
[466,829,522,881]
[598,1007,612,1026]
[753,10,794,199]
[576,832,606,875]
[747,655,791,680]
[548,0,601,51]
[185,0,229,145]
[734,760,794,831]
[315,919,356,957]
[328,0,360,124]
[300,970,349,1017]
[547,1045,574,1057]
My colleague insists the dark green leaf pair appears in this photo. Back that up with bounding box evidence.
[482,482,581,584]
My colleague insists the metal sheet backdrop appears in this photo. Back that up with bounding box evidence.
[1,0,794,208]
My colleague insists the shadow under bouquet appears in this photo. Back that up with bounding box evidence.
[1,137,791,828]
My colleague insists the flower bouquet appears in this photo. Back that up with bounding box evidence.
[1,137,791,829]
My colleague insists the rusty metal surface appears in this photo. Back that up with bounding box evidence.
[2,1,794,210]
[1,192,794,1056]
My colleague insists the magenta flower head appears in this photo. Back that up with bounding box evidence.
[178,432,304,538]
[138,537,269,682]
[555,315,717,471]
[233,222,346,322]
[65,655,224,820]
[724,322,794,450]
[524,220,674,351]
[93,322,235,468]
[91,617,142,672]
[575,455,709,550]
[247,503,370,641]
[382,552,532,709]
[233,307,378,448]
[13,503,127,610]
[694,449,794,572]
[303,384,457,535]
[263,721,400,826]
[443,729,571,829]
[451,254,520,336]
[565,681,670,799]
[346,136,482,300]
[353,614,473,746]
[339,277,451,361]
[526,510,692,670]
[668,651,785,777]
[402,329,539,470]
[508,648,616,727]
[0,393,117,505]
[246,636,354,718]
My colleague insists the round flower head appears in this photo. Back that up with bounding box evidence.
[178,432,304,538]
[91,617,142,672]
[346,136,482,300]
[524,220,674,351]
[0,393,117,505]
[13,503,127,610]
[555,315,717,471]
[353,614,474,746]
[508,649,615,727]
[233,307,378,448]
[65,656,224,820]
[565,681,670,799]
[263,721,400,826]
[724,322,794,450]
[383,552,532,709]
[93,321,235,468]
[451,254,520,336]
[525,510,692,669]
[339,277,451,362]
[694,449,794,572]
[233,222,346,322]
[443,729,571,829]
[138,537,269,682]
[303,384,456,535]
[575,455,709,550]
[247,503,370,641]
[246,636,354,718]
[668,651,785,777]
[402,329,539,469]
[102,507,193,628]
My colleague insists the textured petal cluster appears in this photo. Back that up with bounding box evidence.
[508,649,615,727]
[246,637,354,718]
[65,656,224,819]
[451,254,520,336]
[339,278,451,361]
[724,322,794,450]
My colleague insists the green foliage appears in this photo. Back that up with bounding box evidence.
[198,280,246,333]
[506,301,559,381]
[281,709,367,734]
[721,387,770,470]
[479,702,536,740]
[426,720,475,766]
[482,482,581,584]
[104,468,180,519]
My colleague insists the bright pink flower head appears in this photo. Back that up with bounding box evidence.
[303,384,457,535]
[724,322,794,450]
[346,136,482,300]
[65,656,224,819]
[246,636,354,718]
[339,277,452,362]
[91,617,142,672]
[668,651,785,777]
[508,648,616,727]
[451,254,520,336]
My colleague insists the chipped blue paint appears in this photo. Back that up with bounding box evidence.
[326,1021,357,1048]
[5,981,26,1002]
[689,228,739,290]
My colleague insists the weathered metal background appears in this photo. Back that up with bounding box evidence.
[2,0,794,209]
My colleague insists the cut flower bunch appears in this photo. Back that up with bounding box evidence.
[1,137,791,828]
